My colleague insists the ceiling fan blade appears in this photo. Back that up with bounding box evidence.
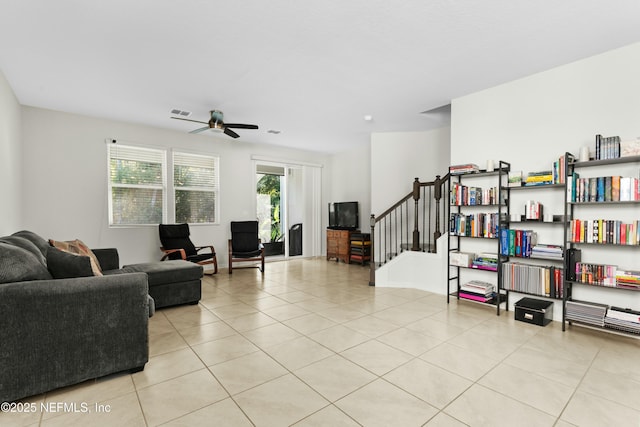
[224,127,240,138]
[189,126,211,134]
[224,123,259,130]
[171,117,208,124]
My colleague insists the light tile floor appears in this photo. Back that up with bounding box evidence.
[3,258,640,426]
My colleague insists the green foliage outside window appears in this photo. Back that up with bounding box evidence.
[257,174,283,241]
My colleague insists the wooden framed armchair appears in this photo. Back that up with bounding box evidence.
[159,223,218,274]
[228,221,264,274]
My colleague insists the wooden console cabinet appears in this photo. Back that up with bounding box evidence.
[326,228,353,263]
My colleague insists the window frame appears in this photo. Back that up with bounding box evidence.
[171,149,221,225]
[107,141,168,227]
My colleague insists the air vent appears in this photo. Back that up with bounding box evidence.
[170,108,192,117]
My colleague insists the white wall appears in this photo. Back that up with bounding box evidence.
[371,128,450,216]
[0,70,22,235]
[329,142,372,231]
[451,41,640,318]
[20,106,332,268]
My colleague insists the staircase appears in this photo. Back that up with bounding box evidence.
[368,174,450,287]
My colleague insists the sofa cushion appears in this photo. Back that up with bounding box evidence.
[0,236,47,265]
[0,242,53,283]
[46,246,95,279]
[122,260,203,287]
[49,239,103,276]
[11,230,50,257]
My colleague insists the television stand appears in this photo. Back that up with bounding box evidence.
[326,228,356,263]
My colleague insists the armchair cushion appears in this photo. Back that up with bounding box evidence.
[230,221,261,256]
[159,224,197,258]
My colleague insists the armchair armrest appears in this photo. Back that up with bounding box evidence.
[195,245,216,254]
[160,247,186,261]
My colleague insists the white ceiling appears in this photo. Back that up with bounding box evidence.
[2,1,640,154]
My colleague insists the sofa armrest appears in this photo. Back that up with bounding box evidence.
[92,248,119,271]
[0,273,149,402]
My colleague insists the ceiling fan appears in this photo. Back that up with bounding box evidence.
[171,110,258,138]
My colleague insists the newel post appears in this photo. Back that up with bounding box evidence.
[433,175,442,245]
[412,177,421,251]
[369,214,376,286]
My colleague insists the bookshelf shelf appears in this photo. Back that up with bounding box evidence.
[450,203,506,208]
[565,318,640,336]
[563,153,640,337]
[349,232,371,265]
[449,291,506,306]
[567,280,640,292]
[570,200,640,205]
[499,153,570,307]
[571,154,640,168]
[569,241,639,247]
[447,161,509,315]
[509,183,566,190]
[448,234,499,239]
[509,219,565,224]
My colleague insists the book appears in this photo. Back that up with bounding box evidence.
[450,164,479,175]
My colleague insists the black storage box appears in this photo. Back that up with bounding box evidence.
[514,297,553,326]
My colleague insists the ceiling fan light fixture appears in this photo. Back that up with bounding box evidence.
[209,119,224,131]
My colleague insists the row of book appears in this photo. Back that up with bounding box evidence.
[449,163,479,175]
[508,171,554,187]
[574,262,617,286]
[566,300,640,334]
[552,154,567,185]
[523,200,543,220]
[450,183,500,206]
[507,154,567,188]
[594,135,622,160]
[471,253,498,271]
[524,170,554,186]
[617,270,640,289]
[459,280,496,303]
[501,262,564,298]
[567,173,640,202]
[499,228,538,257]
[531,244,563,259]
[569,219,640,245]
[573,262,640,290]
[449,213,501,238]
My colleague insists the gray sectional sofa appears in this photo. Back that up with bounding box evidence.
[0,231,152,403]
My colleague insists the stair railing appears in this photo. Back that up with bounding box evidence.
[369,174,449,286]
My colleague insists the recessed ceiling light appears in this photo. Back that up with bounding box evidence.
[267,129,281,134]
[363,115,373,121]
[170,108,192,117]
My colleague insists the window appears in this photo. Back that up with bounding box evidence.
[108,144,166,225]
[173,151,219,224]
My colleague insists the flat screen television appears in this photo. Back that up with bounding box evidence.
[328,201,359,230]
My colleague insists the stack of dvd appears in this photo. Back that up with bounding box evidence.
[604,307,640,334]
[565,300,608,327]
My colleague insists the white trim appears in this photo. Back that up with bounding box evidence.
[251,154,323,168]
